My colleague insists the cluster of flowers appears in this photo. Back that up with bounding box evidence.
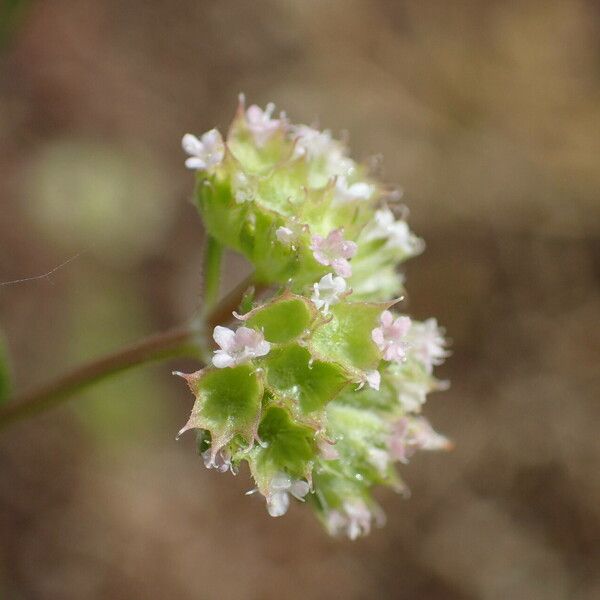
[178,96,450,539]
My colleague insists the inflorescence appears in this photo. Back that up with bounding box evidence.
[177,96,450,539]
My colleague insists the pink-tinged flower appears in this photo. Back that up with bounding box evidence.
[388,416,451,464]
[182,129,225,170]
[266,472,310,517]
[310,229,357,277]
[407,318,449,373]
[325,500,382,540]
[371,311,412,362]
[311,273,347,313]
[246,103,283,147]
[334,176,373,203]
[212,325,270,368]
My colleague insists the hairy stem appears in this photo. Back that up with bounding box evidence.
[0,275,257,430]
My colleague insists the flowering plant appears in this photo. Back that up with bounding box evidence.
[177,96,451,538]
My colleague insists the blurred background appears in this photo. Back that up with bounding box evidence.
[1,1,599,598]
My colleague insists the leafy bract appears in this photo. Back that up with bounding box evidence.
[244,293,313,344]
[310,301,386,372]
[266,344,347,414]
[249,406,315,492]
[178,364,263,459]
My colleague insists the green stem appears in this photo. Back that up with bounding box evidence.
[203,235,223,313]
[0,274,257,431]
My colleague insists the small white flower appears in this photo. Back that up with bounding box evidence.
[310,229,357,278]
[182,129,225,171]
[266,471,310,517]
[406,318,449,373]
[364,369,381,391]
[371,311,411,362]
[363,208,424,255]
[212,325,270,368]
[311,273,347,313]
[356,369,381,391]
[388,416,450,464]
[292,125,354,177]
[325,500,376,540]
[246,103,283,147]
[334,176,373,204]
[292,125,334,159]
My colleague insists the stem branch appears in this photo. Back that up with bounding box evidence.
[0,274,257,430]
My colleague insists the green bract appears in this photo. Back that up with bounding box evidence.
[178,97,450,538]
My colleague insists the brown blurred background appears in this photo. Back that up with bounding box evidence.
[1,1,599,598]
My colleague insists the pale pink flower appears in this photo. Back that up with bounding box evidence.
[212,325,270,368]
[371,311,411,362]
[266,472,310,517]
[407,318,449,373]
[388,416,450,464]
[246,103,282,147]
[311,273,347,313]
[310,229,357,277]
[182,129,225,170]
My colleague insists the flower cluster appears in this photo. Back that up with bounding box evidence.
[177,96,450,538]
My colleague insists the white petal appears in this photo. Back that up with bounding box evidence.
[331,276,347,294]
[212,350,235,368]
[267,491,290,517]
[185,157,207,170]
[255,340,271,358]
[289,480,310,500]
[182,133,202,155]
[213,325,236,351]
[201,128,221,147]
